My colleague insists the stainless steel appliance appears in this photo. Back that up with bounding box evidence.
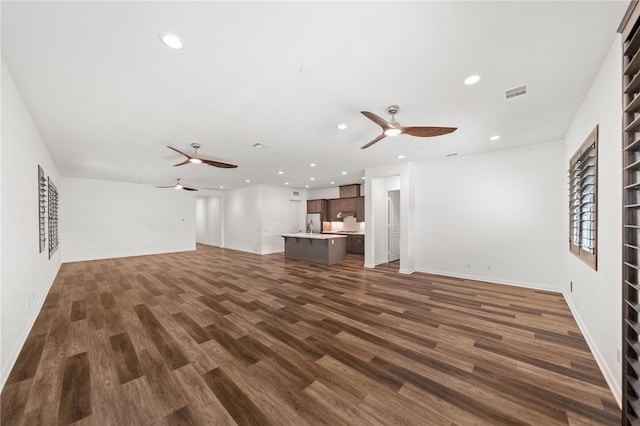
[305,213,321,233]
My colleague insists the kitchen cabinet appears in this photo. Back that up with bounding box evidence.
[307,199,328,221]
[339,184,360,198]
[307,199,322,214]
[341,197,356,214]
[282,233,346,264]
[346,234,364,254]
[328,199,340,221]
[355,196,365,222]
[328,197,364,221]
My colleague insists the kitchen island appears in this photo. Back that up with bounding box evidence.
[281,233,347,265]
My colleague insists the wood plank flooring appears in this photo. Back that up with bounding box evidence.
[1,244,620,425]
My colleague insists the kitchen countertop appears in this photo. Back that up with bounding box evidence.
[281,233,347,240]
[321,231,365,235]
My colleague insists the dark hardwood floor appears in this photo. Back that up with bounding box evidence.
[1,244,620,425]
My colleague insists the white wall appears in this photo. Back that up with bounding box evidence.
[206,196,223,247]
[195,196,224,247]
[307,187,339,200]
[563,36,622,405]
[223,184,303,254]
[1,61,62,388]
[60,177,196,262]
[224,185,263,253]
[195,198,208,244]
[262,185,302,254]
[413,140,565,291]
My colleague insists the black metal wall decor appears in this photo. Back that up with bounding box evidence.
[38,165,46,253]
[48,177,59,258]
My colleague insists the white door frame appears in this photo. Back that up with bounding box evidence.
[388,190,400,262]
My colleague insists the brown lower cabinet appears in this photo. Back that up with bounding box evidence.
[346,235,364,255]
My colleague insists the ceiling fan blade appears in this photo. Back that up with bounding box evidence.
[167,145,192,159]
[182,187,198,191]
[361,111,390,129]
[155,185,175,188]
[360,133,387,149]
[201,159,238,168]
[402,126,457,137]
[173,159,191,166]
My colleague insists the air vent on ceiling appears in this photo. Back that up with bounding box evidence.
[505,84,528,100]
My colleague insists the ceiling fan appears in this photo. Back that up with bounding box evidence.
[155,178,198,191]
[360,105,457,149]
[167,143,238,168]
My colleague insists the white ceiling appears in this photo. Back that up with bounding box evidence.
[1,1,629,191]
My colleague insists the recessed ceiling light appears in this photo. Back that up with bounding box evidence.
[489,135,501,141]
[160,33,183,50]
[310,177,315,181]
[464,75,480,85]
[398,155,405,159]
[330,181,335,185]
[245,179,251,183]
[310,163,316,167]
[337,123,347,130]
[341,171,347,175]
[361,176,365,180]
[305,185,310,188]
[253,142,269,149]
[284,182,289,185]
[219,185,224,189]
[278,171,284,175]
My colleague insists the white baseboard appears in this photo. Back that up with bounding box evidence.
[562,291,622,409]
[1,263,60,389]
[414,268,560,292]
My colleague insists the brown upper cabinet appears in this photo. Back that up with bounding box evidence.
[307,199,323,214]
[328,198,340,221]
[307,199,328,221]
[339,184,360,198]
[325,196,364,222]
[355,196,365,222]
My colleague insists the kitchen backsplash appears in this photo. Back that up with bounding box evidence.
[325,219,365,232]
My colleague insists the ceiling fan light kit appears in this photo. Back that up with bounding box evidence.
[360,104,457,149]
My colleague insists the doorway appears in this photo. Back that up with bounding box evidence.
[388,190,400,262]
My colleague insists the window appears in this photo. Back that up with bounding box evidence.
[569,125,598,269]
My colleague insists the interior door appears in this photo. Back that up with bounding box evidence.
[388,190,400,261]
[289,200,302,233]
